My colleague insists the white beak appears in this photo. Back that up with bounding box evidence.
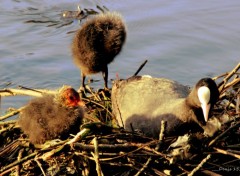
[198,86,211,122]
[201,103,211,122]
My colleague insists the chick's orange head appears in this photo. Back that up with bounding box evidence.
[57,86,85,107]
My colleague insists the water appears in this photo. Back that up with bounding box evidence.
[0,0,239,113]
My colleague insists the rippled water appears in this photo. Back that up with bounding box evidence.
[0,0,239,113]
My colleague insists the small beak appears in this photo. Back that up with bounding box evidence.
[78,100,86,107]
[201,103,211,122]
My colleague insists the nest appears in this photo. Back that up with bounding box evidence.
[0,63,239,176]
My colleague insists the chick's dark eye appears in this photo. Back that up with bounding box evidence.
[69,96,75,101]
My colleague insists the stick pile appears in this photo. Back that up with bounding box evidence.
[0,63,239,176]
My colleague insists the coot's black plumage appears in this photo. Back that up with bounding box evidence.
[18,86,85,144]
[72,12,127,90]
[111,76,219,138]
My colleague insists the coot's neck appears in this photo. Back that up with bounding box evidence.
[184,92,206,126]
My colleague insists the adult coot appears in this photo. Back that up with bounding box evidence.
[112,76,219,138]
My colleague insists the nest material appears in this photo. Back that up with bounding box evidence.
[0,63,239,176]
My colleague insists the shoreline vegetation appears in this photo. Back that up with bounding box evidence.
[0,62,239,175]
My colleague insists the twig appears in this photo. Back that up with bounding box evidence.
[67,128,91,145]
[212,73,228,80]
[0,167,16,176]
[187,154,211,176]
[218,63,240,92]
[0,140,21,158]
[134,120,166,176]
[220,77,240,95]
[214,147,240,159]
[94,141,159,162]
[0,120,17,125]
[133,60,148,76]
[0,88,44,97]
[221,88,240,112]
[0,107,25,121]
[41,128,90,160]
[35,159,47,176]
[81,151,90,176]
[223,62,240,81]
[156,120,166,151]
[225,149,240,155]
[134,159,152,176]
[236,88,240,114]
[138,144,168,160]
[40,143,66,161]
[130,123,134,133]
[208,120,240,147]
[84,113,101,122]
[0,152,37,173]
[73,142,138,152]
[82,98,113,117]
[222,158,240,166]
[92,137,104,176]
[16,148,24,176]
[18,85,44,93]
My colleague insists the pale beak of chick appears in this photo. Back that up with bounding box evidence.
[78,101,90,112]
[78,101,86,107]
[198,86,211,122]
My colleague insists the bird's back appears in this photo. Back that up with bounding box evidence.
[111,76,192,137]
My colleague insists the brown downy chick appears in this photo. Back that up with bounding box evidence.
[18,86,85,144]
[72,11,127,90]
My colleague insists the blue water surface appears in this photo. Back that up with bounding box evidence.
[0,0,239,113]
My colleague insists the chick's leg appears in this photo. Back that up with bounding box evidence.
[102,65,108,89]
